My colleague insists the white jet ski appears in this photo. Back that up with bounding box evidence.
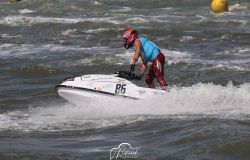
[56,71,167,104]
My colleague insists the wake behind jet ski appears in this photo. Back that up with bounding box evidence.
[56,71,166,105]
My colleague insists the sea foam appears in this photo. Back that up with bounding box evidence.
[0,82,249,132]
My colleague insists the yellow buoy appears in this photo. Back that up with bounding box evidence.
[211,0,229,13]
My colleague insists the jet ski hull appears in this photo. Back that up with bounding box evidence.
[56,72,166,105]
[56,85,138,104]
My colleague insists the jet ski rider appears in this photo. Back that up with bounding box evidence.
[123,29,168,90]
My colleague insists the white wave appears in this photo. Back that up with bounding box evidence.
[161,49,192,65]
[229,3,248,11]
[92,1,102,5]
[125,17,150,23]
[179,36,194,42]
[212,17,248,25]
[111,7,132,12]
[0,82,250,132]
[0,43,15,48]
[19,9,36,14]
[85,28,110,33]
[0,103,139,132]
[79,52,130,66]
[4,42,248,70]
[123,14,180,24]
[163,47,250,67]
[0,33,22,38]
[75,82,250,118]
[194,15,208,23]
[0,16,78,26]
[0,15,121,26]
[0,43,111,58]
[160,7,175,11]
[210,64,250,71]
[61,29,77,36]
[220,47,250,57]
[162,49,191,59]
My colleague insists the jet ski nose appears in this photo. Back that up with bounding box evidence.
[63,77,75,82]
[55,77,75,90]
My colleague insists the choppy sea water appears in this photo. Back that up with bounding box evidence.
[0,0,250,159]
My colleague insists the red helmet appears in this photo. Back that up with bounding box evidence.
[123,29,139,49]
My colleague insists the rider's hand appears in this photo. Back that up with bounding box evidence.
[130,64,135,72]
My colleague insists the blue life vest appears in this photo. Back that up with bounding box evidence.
[132,37,160,62]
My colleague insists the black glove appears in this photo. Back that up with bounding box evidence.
[130,64,135,72]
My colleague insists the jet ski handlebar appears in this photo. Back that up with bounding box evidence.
[115,71,142,80]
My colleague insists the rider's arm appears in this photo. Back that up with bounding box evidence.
[131,40,142,65]
[139,62,147,75]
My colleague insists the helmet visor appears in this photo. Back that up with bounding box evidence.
[124,37,129,49]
